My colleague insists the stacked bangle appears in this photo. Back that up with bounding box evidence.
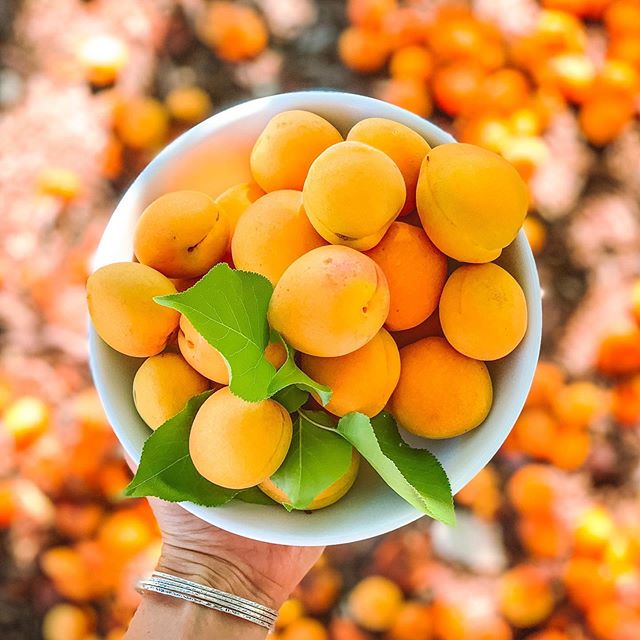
[136,571,278,630]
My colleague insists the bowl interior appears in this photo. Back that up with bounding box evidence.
[90,91,542,546]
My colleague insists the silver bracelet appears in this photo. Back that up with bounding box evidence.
[136,571,278,630]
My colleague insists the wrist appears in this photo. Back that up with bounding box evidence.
[157,543,287,610]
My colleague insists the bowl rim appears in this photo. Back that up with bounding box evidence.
[89,90,542,545]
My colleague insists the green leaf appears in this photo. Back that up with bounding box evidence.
[270,413,353,510]
[273,386,309,413]
[235,487,278,506]
[125,391,239,506]
[299,409,338,432]
[337,412,455,526]
[155,263,275,402]
[268,333,332,406]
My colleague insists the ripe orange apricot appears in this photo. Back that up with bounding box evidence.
[611,374,640,426]
[114,96,169,150]
[98,510,154,558]
[299,329,400,417]
[42,603,95,640]
[347,0,397,29]
[268,246,390,357]
[579,93,635,145]
[260,451,360,510]
[518,514,569,559]
[480,68,531,113]
[389,46,434,82]
[507,464,555,515]
[513,408,558,459]
[375,79,433,118]
[200,1,268,62]
[551,381,604,430]
[417,143,528,263]
[348,576,404,632]
[597,327,640,375]
[439,264,528,360]
[134,191,228,278]
[364,222,446,331]
[87,262,179,358]
[281,617,328,640]
[605,0,640,37]
[299,566,343,615]
[231,190,326,284]
[132,352,210,429]
[390,312,443,349]
[498,565,555,628]
[276,599,305,629]
[251,111,343,193]
[387,601,432,640]
[563,557,615,610]
[338,27,390,74]
[523,216,548,255]
[178,315,286,384]
[3,396,50,449]
[432,62,486,116]
[165,85,212,124]
[458,113,511,154]
[390,337,493,439]
[303,141,406,250]
[573,505,615,557]
[215,182,265,241]
[347,119,430,216]
[190,387,292,489]
[526,361,566,408]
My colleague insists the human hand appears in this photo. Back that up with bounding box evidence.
[149,497,324,609]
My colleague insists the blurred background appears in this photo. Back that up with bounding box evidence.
[0,0,639,639]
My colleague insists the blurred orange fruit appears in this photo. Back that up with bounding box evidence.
[389,45,433,82]
[605,0,640,37]
[579,93,635,145]
[38,168,81,201]
[349,576,404,632]
[165,86,212,124]
[42,603,95,640]
[114,96,169,150]
[375,79,432,117]
[387,601,432,640]
[551,381,604,430]
[519,514,569,559]
[348,0,398,29]
[507,464,556,515]
[573,506,615,557]
[513,407,558,459]
[523,216,548,255]
[498,565,555,628]
[3,396,50,450]
[432,61,485,115]
[597,327,640,375]
[281,617,328,640]
[338,27,390,73]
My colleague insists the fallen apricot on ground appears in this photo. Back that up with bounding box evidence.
[134,191,228,278]
[303,141,406,250]
[348,575,404,632]
[178,315,286,384]
[416,143,528,262]
[132,352,209,429]
[498,565,554,628]
[215,181,265,240]
[232,190,326,284]
[347,118,430,215]
[250,110,343,192]
[439,263,528,360]
[87,262,179,357]
[260,451,360,510]
[190,387,292,489]
[365,222,447,331]
[300,329,399,417]
[390,337,493,438]
[268,245,390,357]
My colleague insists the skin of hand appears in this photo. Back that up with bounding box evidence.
[149,497,324,609]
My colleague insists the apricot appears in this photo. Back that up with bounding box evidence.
[165,86,212,124]
[390,337,492,439]
[3,396,50,449]
[134,191,228,279]
[281,617,328,640]
[375,79,433,118]
[416,143,528,262]
[365,222,447,331]
[439,263,527,361]
[260,451,360,510]
[338,27,390,74]
[132,353,209,429]
[303,141,406,250]
[87,262,179,357]
[232,190,326,284]
[250,111,343,192]
[388,601,432,640]
[498,565,554,628]
[214,181,265,240]
[268,245,390,357]
[276,599,305,629]
[348,575,404,632]
[299,329,399,417]
[114,96,169,150]
[189,387,292,489]
[507,464,555,515]
[347,118,430,215]
[42,603,95,640]
[178,315,286,384]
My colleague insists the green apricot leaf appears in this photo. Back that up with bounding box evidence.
[155,263,276,402]
[273,386,310,413]
[235,487,278,506]
[268,333,333,406]
[270,413,353,510]
[125,391,239,506]
[337,412,455,526]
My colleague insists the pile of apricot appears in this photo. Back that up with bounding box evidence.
[87,109,529,509]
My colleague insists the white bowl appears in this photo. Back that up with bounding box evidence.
[89,90,542,546]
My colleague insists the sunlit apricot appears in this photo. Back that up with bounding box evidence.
[338,27,389,74]
[389,46,433,82]
[42,603,95,640]
[526,361,567,408]
[349,576,404,632]
[611,374,640,426]
[523,216,548,255]
[299,566,343,614]
[579,94,635,145]
[388,601,432,640]
[597,327,640,375]
[498,564,555,628]
[507,464,555,515]
[513,408,557,460]
[455,465,502,520]
[3,396,50,449]
[38,167,81,201]
[375,79,433,118]
[276,599,305,630]
[281,617,328,640]
[114,96,169,150]
[432,61,485,116]
[519,514,569,559]
[573,505,615,557]
[165,86,212,124]
[458,114,511,154]
[605,0,640,37]
[98,510,154,559]
[551,381,604,430]
[78,35,129,86]
[347,0,397,29]
[480,68,531,113]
